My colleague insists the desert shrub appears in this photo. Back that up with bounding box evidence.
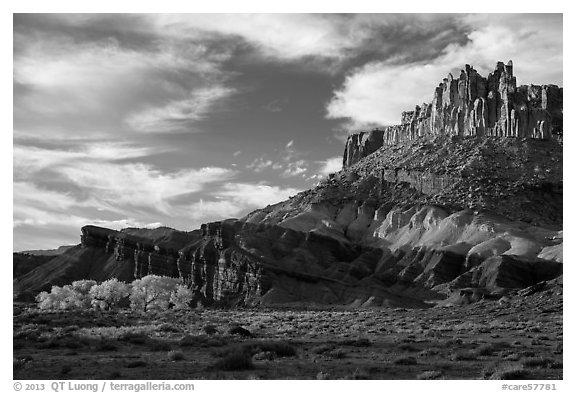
[148,340,172,352]
[118,331,148,345]
[418,348,440,357]
[316,371,330,380]
[14,324,44,341]
[473,344,497,356]
[156,323,180,333]
[13,358,29,371]
[394,355,418,365]
[553,343,563,354]
[489,366,531,380]
[521,357,562,369]
[179,334,226,348]
[125,360,147,368]
[450,351,477,361]
[342,338,372,347]
[203,325,218,335]
[130,275,180,312]
[214,348,253,371]
[60,365,72,375]
[167,350,184,361]
[327,348,346,359]
[311,344,333,354]
[482,362,533,380]
[417,370,443,380]
[445,338,464,346]
[257,341,297,357]
[63,325,80,333]
[108,371,122,379]
[504,353,521,361]
[170,285,194,310]
[228,326,253,337]
[89,279,130,310]
[96,340,119,351]
[38,336,87,350]
[398,343,418,352]
[215,340,297,361]
[346,368,370,380]
[253,351,275,361]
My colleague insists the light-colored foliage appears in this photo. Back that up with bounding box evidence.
[130,275,180,312]
[35,280,98,310]
[170,284,194,310]
[89,278,131,310]
[35,276,189,313]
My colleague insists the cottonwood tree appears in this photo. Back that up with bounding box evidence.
[130,275,180,312]
[68,279,98,308]
[36,280,98,310]
[36,286,74,310]
[170,284,194,310]
[89,278,130,310]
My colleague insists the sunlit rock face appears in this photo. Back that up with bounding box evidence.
[343,61,563,168]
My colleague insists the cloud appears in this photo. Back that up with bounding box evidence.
[149,14,466,67]
[186,183,302,222]
[282,160,308,178]
[13,141,237,241]
[126,86,236,133]
[151,14,351,61]
[57,163,236,214]
[13,17,234,138]
[246,157,274,173]
[14,142,160,177]
[326,14,562,128]
[317,157,343,177]
[13,181,167,250]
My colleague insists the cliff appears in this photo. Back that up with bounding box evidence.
[343,61,563,168]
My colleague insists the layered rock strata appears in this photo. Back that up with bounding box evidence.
[343,61,563,168]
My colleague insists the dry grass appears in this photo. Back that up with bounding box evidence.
[13,300,562,380]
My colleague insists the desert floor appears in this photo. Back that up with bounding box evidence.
[13,290,562,380]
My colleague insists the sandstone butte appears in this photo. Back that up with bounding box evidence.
[14,60,563,309]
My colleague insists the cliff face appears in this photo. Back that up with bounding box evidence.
[343,61,563,168]
[342,130,384,168]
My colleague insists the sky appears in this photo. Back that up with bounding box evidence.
[12,13,563,251]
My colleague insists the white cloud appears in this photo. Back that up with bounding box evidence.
[317,157,343,177]
[246,157,274,172]
[326,14,562,128]
[126,86,236,133]
[14,26,234,138]
[151,14,352,61]
[14,182,77,213]
[14,35,220,91]
[185,183,301,222]
[282,160,308,178]
[14,142,160,177]
[13,181,166,250]
[57,163,236,214]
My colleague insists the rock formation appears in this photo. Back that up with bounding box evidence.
[343,61,563,168]
[14,60,563,308]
